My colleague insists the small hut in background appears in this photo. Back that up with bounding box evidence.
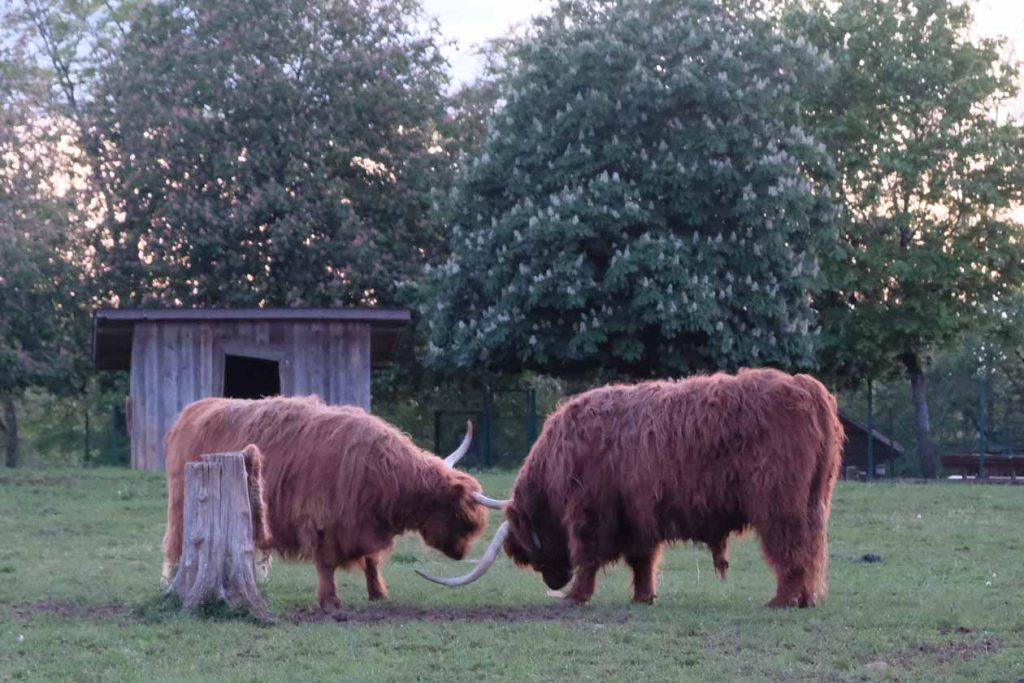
[92,308,409,470]
[838,411,903,478]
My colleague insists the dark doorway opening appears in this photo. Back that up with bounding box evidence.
[223,355,281,399]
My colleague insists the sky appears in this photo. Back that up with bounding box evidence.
[423,0,1024,96]
[421,0,554,86]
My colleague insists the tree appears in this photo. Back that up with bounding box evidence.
[87,0,455,308]
[790,0,1024,477]
[0,42,87,466]
[420,0,838,377]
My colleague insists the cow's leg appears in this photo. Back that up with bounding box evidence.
[315,550,341,610]
[710,538,730,580]
[565,563,599,605]
[255,549,272,584]
[161,495,183,588]
[362,554,388,601]
[625,545,662,604]
[160,558,174,588]
[756,515,814,608]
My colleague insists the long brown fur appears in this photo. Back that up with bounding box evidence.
[502,368,844,608]
[163,395,488,609]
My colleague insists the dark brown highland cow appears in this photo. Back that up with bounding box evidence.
[419,368,843,608]
[163,395,488,609]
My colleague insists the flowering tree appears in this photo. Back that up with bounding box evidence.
[421,0,838,377]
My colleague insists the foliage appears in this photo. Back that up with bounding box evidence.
[420,0,838,378]
[86,0,454,308]
[2,469,1023,680]
[788,0,1024,385]
[0,37,89,402]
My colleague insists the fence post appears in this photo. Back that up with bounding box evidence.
[433,410,442,459]
[482,387,494,468]
[84,407,91,465]
[979,370,986,480]
[866,379,874,480]
[525,389,538,448]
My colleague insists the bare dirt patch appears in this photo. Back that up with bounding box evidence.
[287,603,633,625]
[897,631,1002,665]
[10,600,135,621]
[12,599,632,626]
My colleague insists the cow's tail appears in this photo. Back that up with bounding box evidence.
[794,374,845,602]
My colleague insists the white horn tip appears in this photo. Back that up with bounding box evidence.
[442,421,474,468]
[471,491,509,509]
[414,568,452,586]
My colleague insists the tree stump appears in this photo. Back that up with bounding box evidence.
[165,451,273,623]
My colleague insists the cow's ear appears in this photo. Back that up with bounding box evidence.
[448,478,467,497]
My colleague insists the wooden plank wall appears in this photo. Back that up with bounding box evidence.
[128,320,372,470]
[289,321,371,408]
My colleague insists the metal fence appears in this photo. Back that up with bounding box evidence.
[434,388,540,469]
[435,359,1024,478]
[837,354,1024,479]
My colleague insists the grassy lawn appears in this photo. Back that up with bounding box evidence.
[0,468,1022,682]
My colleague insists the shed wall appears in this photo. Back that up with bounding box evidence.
[128,320,371,470]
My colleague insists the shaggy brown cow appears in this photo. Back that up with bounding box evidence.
[418,368,843,608]
[163,395,488,609]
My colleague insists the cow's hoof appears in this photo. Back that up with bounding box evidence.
[558,595,589,608]
[319,596,342,611]
[366,592,388,602]
[767,595,800,608]
[768,591,814,608]
[632,593,656,605]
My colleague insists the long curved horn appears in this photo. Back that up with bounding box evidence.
[442,421,473,468]
[415,521,509,587]
[471,491,509,509]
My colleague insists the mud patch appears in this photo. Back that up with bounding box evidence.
[10,600,135,622]
[287,604,633,625]
[12,600,632,626]
[898,632,1001,665]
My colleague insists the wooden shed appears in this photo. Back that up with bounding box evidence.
[92,308,409,471]
[838,410,904,478]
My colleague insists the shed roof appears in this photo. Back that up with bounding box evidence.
[92,307,411,370]
[838,410,904,455]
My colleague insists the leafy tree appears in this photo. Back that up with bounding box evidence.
[790,0,1024,477]
[0,44,87,466]
[420,0,838,377]
[88,0,454,307]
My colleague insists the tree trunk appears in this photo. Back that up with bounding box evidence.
[2,399,18,468]
[166,452,273,623]
[906,361,938,478]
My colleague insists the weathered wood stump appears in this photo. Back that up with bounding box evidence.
[165,451,273,623]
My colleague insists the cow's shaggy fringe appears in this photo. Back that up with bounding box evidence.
[503,368,844,607]
[163,395,487,608]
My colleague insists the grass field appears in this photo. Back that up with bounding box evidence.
[0,468,1022,682]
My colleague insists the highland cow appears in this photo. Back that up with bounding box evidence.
[418,368,843,608]
[163,395,488,609]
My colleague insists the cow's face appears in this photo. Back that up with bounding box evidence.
[503,501,572,590]
[420,472,488,560]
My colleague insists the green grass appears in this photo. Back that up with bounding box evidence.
[1,469,1022,682]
